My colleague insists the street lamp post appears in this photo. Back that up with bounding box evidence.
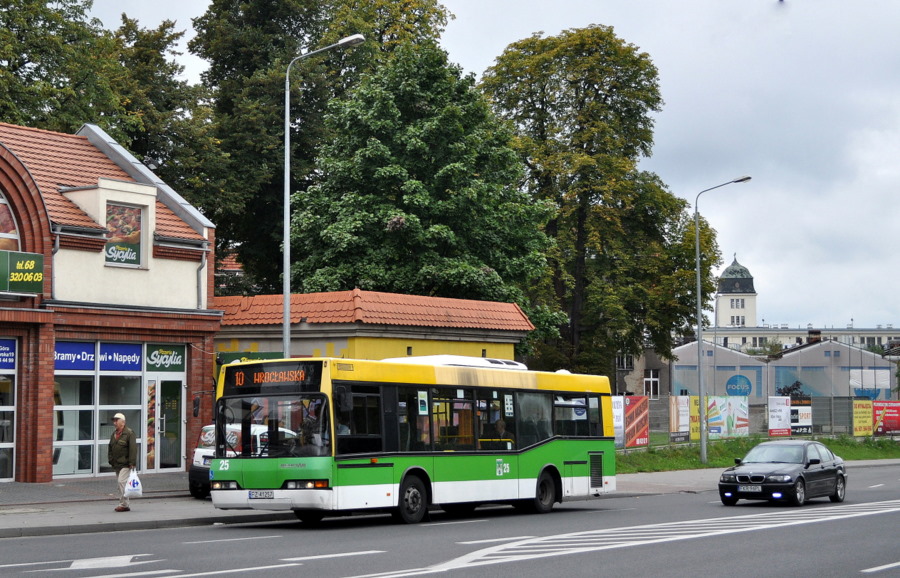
[695,175,751,463]
[283,34,365,358]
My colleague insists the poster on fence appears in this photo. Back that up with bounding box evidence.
[853,400,873,437]
[768,396,791,437]
[612,396,625,448]
[873,401,900,436]
[791,397,812,434]
[707,396,749,439]
[669,396,691,443]
[624,396,649,448]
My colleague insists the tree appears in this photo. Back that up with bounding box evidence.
[189,0,450,292]
[108,16,231,228]
[0,0,134,139]
[481,25,700,374]
[776,381,806,398]
[292,41,552,306]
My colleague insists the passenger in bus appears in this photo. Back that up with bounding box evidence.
[336,415,350,435]
[493,419,515,446]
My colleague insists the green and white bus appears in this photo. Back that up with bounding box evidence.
[209,356,615,524]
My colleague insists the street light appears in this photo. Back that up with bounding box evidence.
[695,175,751,463]
[283,34,365,358]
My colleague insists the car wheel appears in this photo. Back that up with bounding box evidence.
[396,476,428,524]
[829,475,846,503]
[720,494,739,506]
[789,479,806,507]
[189,481,209,499]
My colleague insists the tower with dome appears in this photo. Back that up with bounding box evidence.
[715,255,757,327]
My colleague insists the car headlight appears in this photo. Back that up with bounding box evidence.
[765,474,792,483]
[720,473,737,483]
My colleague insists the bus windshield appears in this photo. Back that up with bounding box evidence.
[216,394,330,458]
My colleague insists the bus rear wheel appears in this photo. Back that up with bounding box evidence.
[396,476,428,524]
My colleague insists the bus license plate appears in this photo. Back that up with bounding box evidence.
[249,490,274,499]
[738,485,761,492]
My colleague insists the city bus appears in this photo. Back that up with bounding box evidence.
[208,356,615,524]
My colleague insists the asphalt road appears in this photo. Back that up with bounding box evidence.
[0,463,897,577]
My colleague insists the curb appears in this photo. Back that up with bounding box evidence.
[0,511,298,539]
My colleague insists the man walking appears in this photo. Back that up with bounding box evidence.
[108,412,137,512]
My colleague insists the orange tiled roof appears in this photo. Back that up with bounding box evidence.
[214,289,535,331]
[0,122,203,241]
[217,252,243,271]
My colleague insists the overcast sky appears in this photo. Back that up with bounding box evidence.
[90,1,900,330]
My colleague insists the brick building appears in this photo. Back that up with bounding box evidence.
[0,122,220,482]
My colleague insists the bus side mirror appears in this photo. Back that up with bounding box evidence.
[192,396,201,418]
[335,386,353,413]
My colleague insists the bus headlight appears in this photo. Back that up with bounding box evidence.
[284,480,329,489]
[211,480,240,490]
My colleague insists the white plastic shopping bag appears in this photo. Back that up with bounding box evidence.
[124,469,143,498]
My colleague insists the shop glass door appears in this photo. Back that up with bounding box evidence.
[146,377,184,471]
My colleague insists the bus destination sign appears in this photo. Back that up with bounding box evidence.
[0,250,44,294]
[224,360,323,395]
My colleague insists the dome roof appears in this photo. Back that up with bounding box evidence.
[720,256,753,279]
[717,255,755,294]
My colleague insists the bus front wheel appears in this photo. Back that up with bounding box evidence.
[396,476,428,524]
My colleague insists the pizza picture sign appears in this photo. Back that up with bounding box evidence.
[105,203,142,266]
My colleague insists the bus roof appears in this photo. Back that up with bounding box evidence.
[379,355,528,370]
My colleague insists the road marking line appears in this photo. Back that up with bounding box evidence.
[458,536,536,544]
[862,560,900,573]
[282,550,384,562]
[184,535,283,544]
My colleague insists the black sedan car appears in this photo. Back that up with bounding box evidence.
[718,440,846,506]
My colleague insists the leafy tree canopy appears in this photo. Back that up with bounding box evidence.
[189,0,450,292]
[292,41,552,306]
[0,0,133,139]
[481,25,703,374]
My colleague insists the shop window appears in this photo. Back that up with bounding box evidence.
[0,358,15,480]
[0,193,20,252]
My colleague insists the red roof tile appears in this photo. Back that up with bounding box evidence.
[214,289,535,331]
[0,123,204,241]
[217,252,243,271]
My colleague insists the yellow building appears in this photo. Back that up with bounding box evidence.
[214,289,534,362]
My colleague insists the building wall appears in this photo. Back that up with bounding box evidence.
[215,333,516,362]
[715,292,757,327]
[54,248,205,309]
[54,179,208,310]
[0,126,218,483]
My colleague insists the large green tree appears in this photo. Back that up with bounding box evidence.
[292,41,552,304]
[481,25,705,374]
[189,0,449,292]
[110,16,230,226]
[0,0,133,139]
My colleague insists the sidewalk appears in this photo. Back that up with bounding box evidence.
[0,460,896,538]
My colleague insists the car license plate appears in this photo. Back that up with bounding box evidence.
[249,490,274,499]
[202,456,211,466]
[738,485,762,492]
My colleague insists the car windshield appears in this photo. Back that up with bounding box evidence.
[742,444,804,464]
